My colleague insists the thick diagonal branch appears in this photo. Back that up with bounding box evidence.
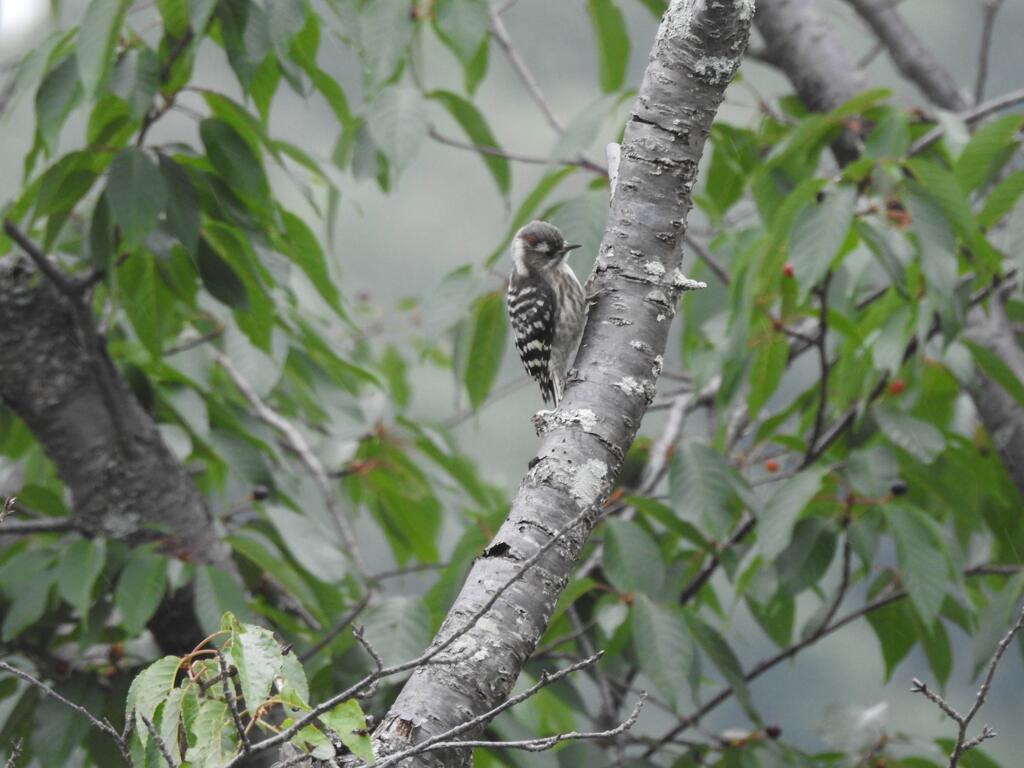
[370,2,753,766]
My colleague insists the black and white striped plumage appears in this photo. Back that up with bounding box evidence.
[506,221,586,406]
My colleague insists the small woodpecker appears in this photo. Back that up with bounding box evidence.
[506,221,586,407]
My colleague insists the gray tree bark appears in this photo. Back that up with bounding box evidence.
[756,0,1024,498]
[371,1,754,766]
[0,254,234,648]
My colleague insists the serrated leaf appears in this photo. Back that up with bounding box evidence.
[631,595,694,707]
[107,148,167,247]
[229,620,284,715]
[193,565,251,634]
[874,405,945,464]
[587,0,630,93]
[119,253,168,356]
[125,656,180,746]
[979,169,1024,228]
[856,219,907,294]
[915,611,952,688]
[463,291,507,409]
[35,56,84,156]
[866,594,916,680]
[670,443,734,537]
[358,0,414,90]
[200,117,271,213]
[184,699,232,766]
[2,578,52,641]
[320,699,374,763]
[428,90,510,196]
[158,154,199,254]
[57,539,106,621]
[758,467,828,561]
[76,0,131,99]
[197,237,248,308]
[747,327,788,418]
[904,185,958,298]
[776,517,836,594]
[158,688,185,765]
[964,339,1024,407]
[279,209,343,314]
[884,505,951,627]
[684,613,757,720]
[116,550,167,635]
[603,519,664,596]
[954,114,1023,193]
[156,0,189,38]
[788,185,857,297]
[434,0,489,64]
[366,86,428,176]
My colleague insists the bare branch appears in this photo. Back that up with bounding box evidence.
[488,6,564,133]
[353,625,384,674]
[4,738,22,768]
[805,272,833,465]
[913,603,1024,767]
[213,350,368,579]
[683,234,731,286]
[974,0,1005,103]
[139,714,176,768]
[0,661,129,761]
[218,651,251,754]
[428,128,607,176]
[299,595,371,663]
[909,87,1024,155]
[0,517,79,536]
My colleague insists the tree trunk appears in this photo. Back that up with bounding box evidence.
[371,1,754,765]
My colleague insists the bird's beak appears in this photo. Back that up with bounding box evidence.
[563,243,582,253]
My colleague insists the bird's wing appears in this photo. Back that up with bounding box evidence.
[507,273,558,405]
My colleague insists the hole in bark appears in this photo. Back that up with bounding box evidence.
[482,541,512,558]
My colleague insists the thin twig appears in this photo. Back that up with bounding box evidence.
[0,662,129,761]
[299,594,371,663]
[164,327,224,356]
[220,509,593,767]
[683,234,731,285]
[0,517,78,535]
[429,128,607,176]
[488,6,564,133]
[913,602,1024,767]
[678,513,755,606]
[214,351,369,579]
[218,651,251,754]
[973,0,1004,104]
[139,714,176,768]
[910,87,1024,155]
[4,738,22,768]
[352,625,384,674]
[805,272,833,466]
[407,695,646,756]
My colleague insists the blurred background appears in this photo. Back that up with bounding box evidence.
[2,0,1023,762]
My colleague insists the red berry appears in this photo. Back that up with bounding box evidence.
[764,459,780,473]
[783,263,794,278]
[889,379,906,395]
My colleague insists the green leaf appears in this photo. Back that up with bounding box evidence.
[125,655,180,746]
[915,611,952,687]
[357,0,414,90]
[684,613,757,719]
[866,592,916,680]
[884,505,951,627]
[2,578,52,641]
[109,47,160,121]
[550,95,616,163]
[361,597,431,666]
[603,519,664,596]
[158,154,200,254]
[76,0,131,99]
[427,90,510,196]
[320,699,374,763]
[964,339,1024,407]
[57,539,106,621]
[279,209,343,314]
[200,118,271,213]
[156,0,189,38]
[35,56,84,156]
[856,219,907,294]
[463,291,508,409]
[904,185,958,298]
[632,595,695,707]
[979,169,1024,228]
[193,565,251,634]
[776,517,836,594]
[115,550,167,635]
[433,0,489,64]
[788,185,857,297]
[747,326,788,418]
[366,85,428,176]
[587,0,630,93]
[954,113,1023,193]
[183,699,232,766]
[197,237,249,308]
[758,467,828,561]
[106,148,167,247]
[229,619,284,714]
[670,443,735,537]
[119,253,169,356]
[874,405,945,464]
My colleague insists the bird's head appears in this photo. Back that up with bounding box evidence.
[511,220,581,274]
